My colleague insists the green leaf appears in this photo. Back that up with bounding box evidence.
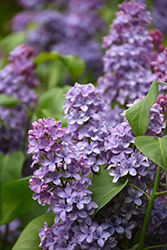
[12,214,55,250]
[0,151,24,189]
[0,116,9,127]
[135,135,167,171]
[0,152,24,228]
[20,202,53,228]
[33,86,69,126]
[0,94,20,107]
[33,51,60,64]
[126,80,159,136]
[60,54,85,80]
[35,60,66,89]
[0,32,27,53]
[34,51,85,80]
[46,60,66,89]
[0,177,35,225]
[89,168,128,214]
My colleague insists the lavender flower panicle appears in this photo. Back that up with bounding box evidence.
[97,1,167,127]
[0,44,39,153]
[98,1,153,106]
[28,113,110,249]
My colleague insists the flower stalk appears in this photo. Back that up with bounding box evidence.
[138,166,162,250]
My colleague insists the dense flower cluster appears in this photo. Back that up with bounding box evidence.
[0,44,38,153]
[98,1,153,104]
[97,1,163,127]
[28,116,111,249]
[149,29,164,53]
[152,47,167,84]
[13,0,105,79]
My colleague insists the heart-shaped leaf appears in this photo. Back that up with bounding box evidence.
[0,32,27,53]
[0,151,24,189]
[33,51,60,63]
[33,86,69,126]
[20,202,54,228]
[12,214,55,250]
[34,51,85,80]
[0,151,24,217]
[135,135,167,170]
[0,94,20,107]
[0,177,35,225]
[126,80,159,136]
[89,168,128,214]
[60,54,85,80]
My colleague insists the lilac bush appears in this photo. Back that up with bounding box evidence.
[1,1,167,250]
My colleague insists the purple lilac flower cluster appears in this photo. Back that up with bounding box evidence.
[152,48,167,85]
[0,44,38,153]
[149,29,165,54]
[27,10,67,52]
[13,0,105,79]
[97,1,155,126]
[28,116,111,249]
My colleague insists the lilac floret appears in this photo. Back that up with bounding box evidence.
[73,192,91,210]
[77,223,97,243]
[94,226,111,247]
[125,187,143,206]
[121,157,137,176]
[107,218,124,235]
[52,199,73,220]
[42,151,62,171]
[57,185,77,205]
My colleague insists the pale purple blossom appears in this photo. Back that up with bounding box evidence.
[94,226,111,247]
[125,187,143,206]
